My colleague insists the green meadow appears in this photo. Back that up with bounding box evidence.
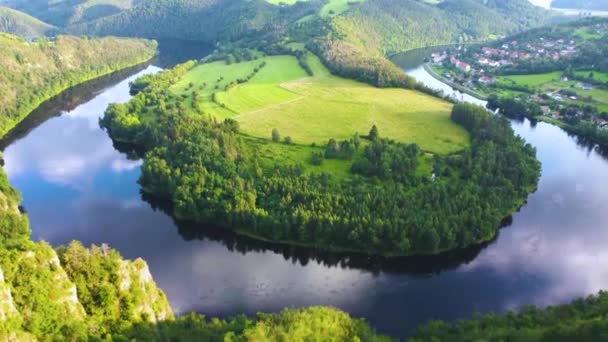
[263,0,367,17]
[496,71,563,88]
[170,52,468,178]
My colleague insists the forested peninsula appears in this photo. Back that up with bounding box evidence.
[0,33,156,136]
[101,53,541,256]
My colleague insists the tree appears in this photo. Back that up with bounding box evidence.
[272,128,280,142]
[324,138,340,158]
[368,125,379,141]
[353,134,361,149]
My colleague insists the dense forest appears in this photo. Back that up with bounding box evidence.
[0,33,156,137]
[0,164,388,340]
[100,62,540,256]
[412,291,608,341]
[332,0,549,55]
[0,0,139,27]
[0,6,55,36]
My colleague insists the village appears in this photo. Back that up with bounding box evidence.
[431,37,579,86]
[426,20,608,132]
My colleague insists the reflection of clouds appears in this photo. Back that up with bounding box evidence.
[4,66,159,189]
[458,122,608,310]
[111,159,142,173]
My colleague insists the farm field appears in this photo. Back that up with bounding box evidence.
[496,72,563,88]
[263,0,367,17]
[173,54,469,155]
[574,70,608,83]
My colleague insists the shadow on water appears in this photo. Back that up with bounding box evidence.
[0,63,150,150]
[140,191,512,277]
[153,39,214,68]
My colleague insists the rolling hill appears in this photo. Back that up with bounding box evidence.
[0,0,140,27]
[67,0,550,51]
[0,6,55,36]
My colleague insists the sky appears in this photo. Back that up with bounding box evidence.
[529,0,551,8]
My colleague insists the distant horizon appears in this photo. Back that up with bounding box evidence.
[529,0,551,8]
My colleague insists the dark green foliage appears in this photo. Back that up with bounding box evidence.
[68,0,320,43]
[351,139,420,183]
[100,68,540,256]
[368,125,379,141]
[0,33,156,137]
[412,290,608,341]
[272,128,281,142]
[487,94,608,146]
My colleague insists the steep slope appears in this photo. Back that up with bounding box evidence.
[0,33,156,137]
[0,6,55,36]
[69,0,320,41]
[0,0,139,27]
[332,0,551,55]
[0,165,388,340]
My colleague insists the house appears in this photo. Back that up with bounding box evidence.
[457,61,471,72]
[489,60,500,67]
[553,112,561,119]
[540,106,550,113]
[499,59,512,66]
[478,57,489,64]
[583,84,593,90]
[479,75,494,84]
[432,53,446,64]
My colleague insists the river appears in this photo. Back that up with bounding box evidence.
[2,42,608,339]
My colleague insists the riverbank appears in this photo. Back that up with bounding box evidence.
[423,64,488,100]
[0,34,157,137]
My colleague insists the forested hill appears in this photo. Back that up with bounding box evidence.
[552,0,608,10]
[333,0,551,55]
[0,165,389,340]
[0,0,140,27]
[68,0,319,42]
[0,6,55,37]
[67,0,550,50]
[0,33,156,137]
[412,291,608,341]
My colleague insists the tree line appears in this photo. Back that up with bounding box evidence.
[100,66,540,256]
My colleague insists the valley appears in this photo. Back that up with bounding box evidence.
[0,0,607,340]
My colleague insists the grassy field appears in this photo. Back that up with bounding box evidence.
[264,0,367,17]
[496,71,563,88]
[174,54,468,155]
[319,0,367,17]
[171,52,468,180]
[574,70,608,83]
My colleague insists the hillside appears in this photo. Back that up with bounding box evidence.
[69,0,319,41]
[0,0,139,27]
[329,0,550,55]
[552,0,608,10]
[0,6,54,36]
[68,0,550,52]
[0,164,389,340]
[0,33,156,137]
[412,291,608,341]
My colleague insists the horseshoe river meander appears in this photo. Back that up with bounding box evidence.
[2,42,607,339]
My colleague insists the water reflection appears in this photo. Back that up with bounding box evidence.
[143,192,504,276]
[1,44,608,339]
